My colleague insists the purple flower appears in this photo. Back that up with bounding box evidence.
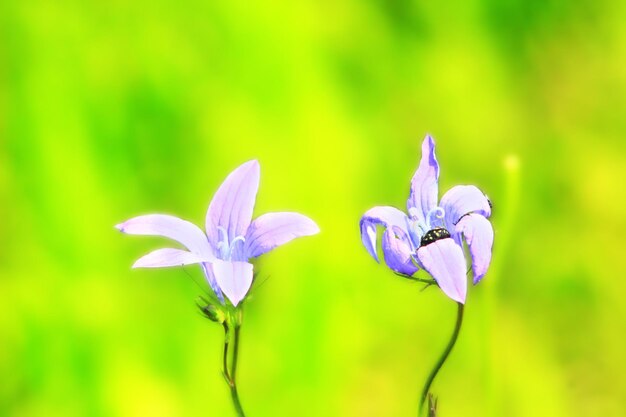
[360,136,494,304]
[117,160,319,307]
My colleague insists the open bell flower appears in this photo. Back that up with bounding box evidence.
[117,160,320,307]
[360,135,494,304]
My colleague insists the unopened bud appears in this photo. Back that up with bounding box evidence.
[197,299,226,323]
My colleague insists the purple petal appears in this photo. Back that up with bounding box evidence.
[202,263,224,303]
[244,212,320,258]
[206,160,260,249]
[417,238,467,304]
[132,248,213,268]
[382,227,419,276]
[360,206,410,262]
[407,135,440,222]
[212,260,254,307]
[116,214,214,259]
[439,185,491,229]
[455,214,493,284]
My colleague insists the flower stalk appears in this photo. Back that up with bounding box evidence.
[222,309,246,417]
[418,302,464,415]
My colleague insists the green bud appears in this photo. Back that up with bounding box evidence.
[197,299,226,323]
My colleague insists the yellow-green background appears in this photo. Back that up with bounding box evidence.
[2,1,625,416]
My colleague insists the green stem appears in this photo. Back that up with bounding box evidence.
[409,277,437,285]
[222,322,231,383]
[418,302,464,416]
[229,324,245,417]
[395,272,436,285]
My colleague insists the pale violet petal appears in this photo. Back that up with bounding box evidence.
[439,185,491,229]
[201,263,224,303]
[382,227,419,276]
[417,238,467,304]
[407,135,440,222]
[132,248,213,268]
[205,160,260,249]
[116,214,214,259]
[244,212,320,258]
[455,213,494,284]
[359,206,410,262]
[212,260,254,307]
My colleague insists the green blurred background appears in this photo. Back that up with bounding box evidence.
[2,0,626,416]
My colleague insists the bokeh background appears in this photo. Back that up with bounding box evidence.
[2,0,626,416]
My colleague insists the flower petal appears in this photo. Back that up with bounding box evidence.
[202,263,224,303]
[382,227,419,276]
[244,212,320,258]
[132,248,213,268]
[417,238,467,304]
[440,185,491,229]
[360,206,410,262]
[206,160,260,249]
[455,213,494,284]
[212,260,254,307]
[407,135,440,222]
[116,214,214,259]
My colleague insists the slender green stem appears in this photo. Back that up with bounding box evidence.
[222,322,231,383]
[418,302,464,416]
[395,272,436,285]
[409,277,437,285]
[228,323,245,417]
[220,314,246,417]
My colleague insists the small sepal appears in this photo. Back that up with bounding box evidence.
[197,297,226,323]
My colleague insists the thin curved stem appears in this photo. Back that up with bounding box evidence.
[418,302,464,416]
[222,322,231,383]
[220,316,246,417]
[394,272,436,285]
[229,324,245,417]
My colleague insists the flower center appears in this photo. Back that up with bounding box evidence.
[408,206,447,245]
[216,226,246,261]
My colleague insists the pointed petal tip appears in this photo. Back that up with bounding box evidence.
[212,261,254,307]
[449,289,466,304]
[230,298,242,307]
[439,286,466,304]
[472,269,487,285]
[293,215,320,235]
[241,159,260,170]
[443,287,466,304]
[131,257,148,268]
[231,158,261,179]
[473,274,484,285]
[115,223,125,232]
[306,218,321,235]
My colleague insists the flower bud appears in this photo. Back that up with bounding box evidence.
[197,298,226,323]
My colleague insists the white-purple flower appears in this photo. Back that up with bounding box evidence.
[117,160,320,307]
[360,135,494,304]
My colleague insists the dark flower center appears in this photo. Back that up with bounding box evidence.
[420,227,451,247]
